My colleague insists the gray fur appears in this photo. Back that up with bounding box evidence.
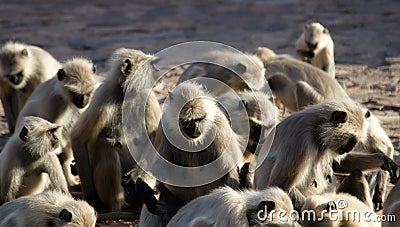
[0,190,96,226]
[0,41,61,133]
[0,116,68,205]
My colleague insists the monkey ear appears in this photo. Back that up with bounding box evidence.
[121,59,133,76]
[364,110,371,118]
[21,48,28,56]
[92,64,97,73]
[150,56,160,72]
[57,69,66,81]
[59,209,72,222]
[326,201,337,212]
[258,200,276,212]
[304,23,310,30]
[235,63,247,75]
[323,28,329,34]
[19,126,28,141]
[331,111,348,124]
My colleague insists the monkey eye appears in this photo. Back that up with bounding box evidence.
[365,110,371,118]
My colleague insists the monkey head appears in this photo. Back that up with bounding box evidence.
[0,42,34,89]
[315,99,365,155]
[57,57,97,109]
[19,116,63,157]
[303,22,330,51]
[106,48,159,93]
[165,82,217,142]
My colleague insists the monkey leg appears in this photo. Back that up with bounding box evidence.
[289,187,306,211]
[372,170,388,211]
[267,73,298,111]
[295,81,324,109]
[0,93,18,133]
[93,150,125,212]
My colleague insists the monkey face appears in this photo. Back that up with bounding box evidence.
[179,117,204,139]
[70,91,90,109]
[0,48,29,87]
[304,23,329,51]
[57,58,97,109]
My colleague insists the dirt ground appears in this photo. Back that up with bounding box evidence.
[0,0,399,226]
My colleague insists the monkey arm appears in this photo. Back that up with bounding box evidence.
[333,152,399,183]
[44,155,69,193]
[1,166,23,203]
[0,93,17,133]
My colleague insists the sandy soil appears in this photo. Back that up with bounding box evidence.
[0,0,399,226]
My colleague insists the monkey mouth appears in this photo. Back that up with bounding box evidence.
[306,42,317,50]
[179,120,201,139]
[71,92,89,109]
[7,71,24,85]
[337,137,358,155]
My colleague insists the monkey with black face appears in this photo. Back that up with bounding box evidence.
[70,48,161,212]
[0,190,96,226]
[0,41,61,133]
[139,82,244,226]
[16,57,98,187]
[296,22,335,78]
[253,99,399,209]
[0,116,68,205]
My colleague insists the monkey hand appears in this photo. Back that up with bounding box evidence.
[135,178,161,215]
[381,158,400,184]
[297,50,314,59]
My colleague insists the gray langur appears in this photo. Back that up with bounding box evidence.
[0,41,61,133]
[15,57,98,187]
[70,48,161,212]
[0,190,96,226]
[0,116,69,205]
[296,22,335,78]
[253,98,399,209]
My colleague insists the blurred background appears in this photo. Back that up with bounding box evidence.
[1,0,399,68]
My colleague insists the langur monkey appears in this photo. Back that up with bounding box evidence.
[168,186,298,227]
[262,56,346,112]
[0,41,61,133]
[16,57,98,187]
[296,22,335,78]
[301,192,380,227]
[70,48,161,212]
[177,49,266,95]
[253,98,399,209]
[0,116,69,205]
[0,190,96,226]
[139,82,244,226]
[260,54,396,210]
